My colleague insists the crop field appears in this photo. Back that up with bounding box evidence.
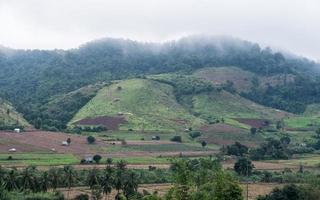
[0,153,78,166]
[285,116,320,130]
[199,124,263,146]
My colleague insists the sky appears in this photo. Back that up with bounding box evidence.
[0,0,319,60]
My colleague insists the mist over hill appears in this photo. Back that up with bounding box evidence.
[0,35,319,129]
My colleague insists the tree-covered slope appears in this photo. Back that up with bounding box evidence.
[70,79,205,131]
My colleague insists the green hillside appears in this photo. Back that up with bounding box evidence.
[0,99,30,128]
[180,90,290,121]
[70,79,204,131]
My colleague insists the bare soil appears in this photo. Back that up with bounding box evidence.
[74,116,128,130]
[233,118,270,128]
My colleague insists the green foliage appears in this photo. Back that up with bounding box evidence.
[189,131,202,139]
[257,184,320,200]
[233,157,254,176]
[250,138,291,160]
[170,136,182,143]
[167,158,243,200]
[93,155,102,164]
[226,142,249,157]
[87,136,96,144]
[149,74,214,101]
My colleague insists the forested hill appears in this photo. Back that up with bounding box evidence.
[0,35,319,129]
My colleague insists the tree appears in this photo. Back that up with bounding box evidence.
[201,141,207,148]
[87,168,99,189]
[106,158,113,165]
[48,168,60,191]
[87,135,96,144]
[93,154,102,164]
[234,157,254,176]
[226,142,248,156]
[34,118,42,129]
[316,128,320,138]
[101,166,114,200]
[280,136,291,146]
[67,138,71,145]
[171,136,182,143]
[123,172,138,199]
[64,166,77,199]
[39,171,50,192]
[257,184,302,200]
[250,127,257,135]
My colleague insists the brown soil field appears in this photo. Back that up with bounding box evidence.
[75,116,127,130]
[200,123,246,133]
[0,131,216,160]
[0,131,107,156]
[234,118,271,128]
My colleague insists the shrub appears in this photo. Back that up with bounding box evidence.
[234,157,254,175]
[87,136,96,144]
[74,194,89,200]
[93,154,102,164]
[170,136,182,143]
[189,131,202,139]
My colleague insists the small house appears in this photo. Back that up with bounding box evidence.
[85,157,93,163]
[8,148,16,152]
[14,128,21,133]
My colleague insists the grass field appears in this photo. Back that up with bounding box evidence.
[0,153,79,166]
[181,90,288,121]
[70,79,204,131]
[266,154,320,167]
[285,116,320,129]
[106,143,211,153]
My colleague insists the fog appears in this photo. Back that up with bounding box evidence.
[0,0,319,60]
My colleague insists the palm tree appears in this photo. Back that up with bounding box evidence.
[123,172,138,199]
[4,168,19,191]
[39,171,50,192]
[48,167,60,191]
[101,166,114,200]
[87,168,100,189]
[0,166,7,186]
[63,165,77,199]
[21,166,38,192]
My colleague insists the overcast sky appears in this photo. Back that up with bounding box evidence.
[0,0,319,60]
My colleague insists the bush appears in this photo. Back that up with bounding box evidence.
[189,131,202,139]
[87,136,96,144]
[93,154,102,164]
[74,194,89,200]
[234,157,254,176]
[170,136,182,143]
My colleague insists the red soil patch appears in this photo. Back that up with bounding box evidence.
[75,116,127,130]
[233,118,271,128]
